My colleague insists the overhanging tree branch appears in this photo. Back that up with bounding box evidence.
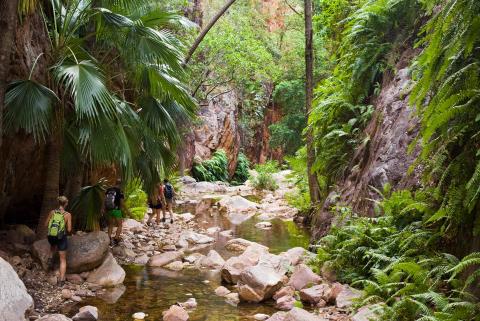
[183,0,237,66]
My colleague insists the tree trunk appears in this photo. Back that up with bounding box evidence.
[304,0,321,205]
[0,0,18,148]
[64,164,84,202]
[36,134,61,238]
[184,0,237,65]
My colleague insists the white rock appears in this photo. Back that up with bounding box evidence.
[132,312,147,319]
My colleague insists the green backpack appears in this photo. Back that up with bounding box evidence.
[48,211,66,238]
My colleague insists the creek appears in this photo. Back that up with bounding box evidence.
[80,208,310,320]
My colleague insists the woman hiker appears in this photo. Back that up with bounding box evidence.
[147,182,166,226]
[45,196,72,287]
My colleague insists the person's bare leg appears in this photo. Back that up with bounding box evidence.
[58,251,66,282]
[115,218,123,240]
[155,208,161,224]
[168,202,174,221]
[107,216,114,240]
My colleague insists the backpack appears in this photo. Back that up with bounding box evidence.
[105,189,117,210]
[48,211,66,239]
[164,183,174,199]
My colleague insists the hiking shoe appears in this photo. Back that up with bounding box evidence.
[58,280,65,288]
[161,217,166,223]
[170,218,174,224]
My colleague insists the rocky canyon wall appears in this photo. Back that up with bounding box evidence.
[311,49,423,239]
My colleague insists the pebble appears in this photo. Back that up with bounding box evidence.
[71,295,82,302]
[132,312,147,319]
[254,314,270,321]
[61,289,72,299]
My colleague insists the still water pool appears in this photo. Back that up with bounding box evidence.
[79,214,310,321]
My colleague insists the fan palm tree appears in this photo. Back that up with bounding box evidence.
[4,0,196,237]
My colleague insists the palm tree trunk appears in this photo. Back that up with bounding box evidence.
[0,0,18,149]
[36,137,61,238]
[304,0,321,205]
[184,0,237,65]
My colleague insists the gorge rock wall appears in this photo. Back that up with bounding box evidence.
[312,49,423,239]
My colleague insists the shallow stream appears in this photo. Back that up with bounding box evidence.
[79,211,310,321]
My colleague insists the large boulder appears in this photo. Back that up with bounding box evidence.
[162,305,189,321]
[279,247,306,266]
[238,265,284,302]
[352,305,381,321]
[257,253,291,275]
[122,219,145,233]
[32,231,109,273]
[221,244,269,283]
[148,251,184,267]
[287,264,322,290]
[87,253,125,287]
[0,258,34,321]
[219,195,258,224]
[198,250,225,269]
[6,224,36,244]
[225,238,255,252]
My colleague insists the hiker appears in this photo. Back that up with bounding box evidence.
[163,178,175,224]
[45,196,72,287]
[147,182,166,225]
[104,179,127,246]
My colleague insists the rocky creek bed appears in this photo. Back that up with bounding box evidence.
[0,171,373,321]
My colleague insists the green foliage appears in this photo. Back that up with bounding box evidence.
[269,80,306,155]
[124,178,148,221]
[410,0,480,238]
[232,153,250,185]
[285,147,311,214]
[312,189,480,320]
[70,179,107,232]
[251,161,280,191]
[310,0,420,196]
[191,149,229,182]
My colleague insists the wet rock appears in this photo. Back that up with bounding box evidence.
[275,295,296,311]
[255,222,272,229]
[225,292,240,306]
[32,231,109,273]
[299,284,331,304]
[148,251,184,267]
[273,286,295,300]
[178,298,197,310]
[214,286,231,297]
[72,306,98,321]
[0,258,34,321]
[97,285,126,304]
[162,305,189,321]
[336,285,362,308]
[165,261,184,271]
[219,195,258,213]
[238,265,284,302]
[37,315,72,321]
[87,253,125,287]
[287,264,322,290]
[254,314,270,321]
[198,250,225,269]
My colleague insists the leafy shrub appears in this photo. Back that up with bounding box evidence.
[124,178,148,221]
[285,147,311,213]
[312,189,480,320]
[254,160,280,174]
[232,152,250,184]
[252,171,278,191]
[191,149,229,182]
